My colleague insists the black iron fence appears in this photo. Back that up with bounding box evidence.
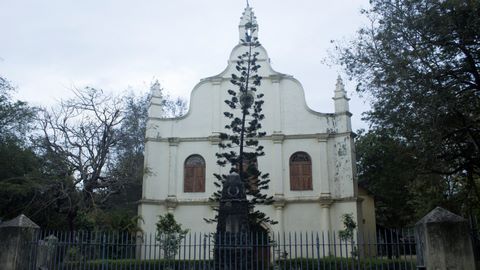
[26,229,416,270]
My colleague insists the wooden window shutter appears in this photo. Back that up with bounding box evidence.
[184,165,194,192]
[184,155,206,192]
[289,152,312,191]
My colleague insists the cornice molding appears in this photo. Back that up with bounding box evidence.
[139,196,358,207]
[168,137,180,146]
[145,132,353,143]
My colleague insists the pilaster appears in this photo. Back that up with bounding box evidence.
[273,195,286,234]
[271,132,285,197]
[168,137,179,198]
[271,75,282,132]
[319,196,333,233]
[165,196,178,213]
[317,134,331,197]
[211,78,222,133]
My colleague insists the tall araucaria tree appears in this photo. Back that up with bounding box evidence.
[209,16,276,229]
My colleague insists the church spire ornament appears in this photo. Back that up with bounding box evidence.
[148,80,166,118]
[333,75,350,113]
[238,4,258,43]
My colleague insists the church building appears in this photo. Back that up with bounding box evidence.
[138,6,370,235]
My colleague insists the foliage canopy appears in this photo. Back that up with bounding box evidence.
[336,0,480,217]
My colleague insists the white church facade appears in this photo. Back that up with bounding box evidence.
[139,6,369,235]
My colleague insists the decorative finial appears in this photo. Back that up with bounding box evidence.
[335,75,344,90]
[148,79,166,117]
[333,75,350,113]
[150,80,163,97]
[239,4,258,43]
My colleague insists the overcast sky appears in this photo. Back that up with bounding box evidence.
[0,0,371,130]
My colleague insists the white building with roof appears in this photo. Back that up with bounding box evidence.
[138,6,368,235]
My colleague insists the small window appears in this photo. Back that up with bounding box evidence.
[289,152,312,191]
[184,155,205,193]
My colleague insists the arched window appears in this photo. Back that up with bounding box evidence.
[184,155,205,193]
[289,152,312,191]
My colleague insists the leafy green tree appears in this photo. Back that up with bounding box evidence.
[339,213,357,256]
[355,130,415,227]
[0,138,41,219]
[156,213,189,259]
[210,20,275,229]
[0,77,71,229]
[0,76,43,222]
[335,0,480,215]
[0,77,36,141]
[355,130,458,227]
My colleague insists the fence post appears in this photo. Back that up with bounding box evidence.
[102,232,107,270]
[415,207,476,270]
[36,234,58,270]
[0,214,40,270]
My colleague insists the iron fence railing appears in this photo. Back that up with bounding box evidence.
[25,229,417,270]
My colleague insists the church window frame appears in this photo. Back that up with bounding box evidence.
[184,154,206,193]
[289,151,313,191]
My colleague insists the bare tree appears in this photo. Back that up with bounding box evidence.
[37,85,188,230]
[38,87,125,216]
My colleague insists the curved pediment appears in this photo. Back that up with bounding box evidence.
[146,6,351,139]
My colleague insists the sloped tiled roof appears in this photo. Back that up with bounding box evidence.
[416,207,465,224]
[0,214,40,229]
